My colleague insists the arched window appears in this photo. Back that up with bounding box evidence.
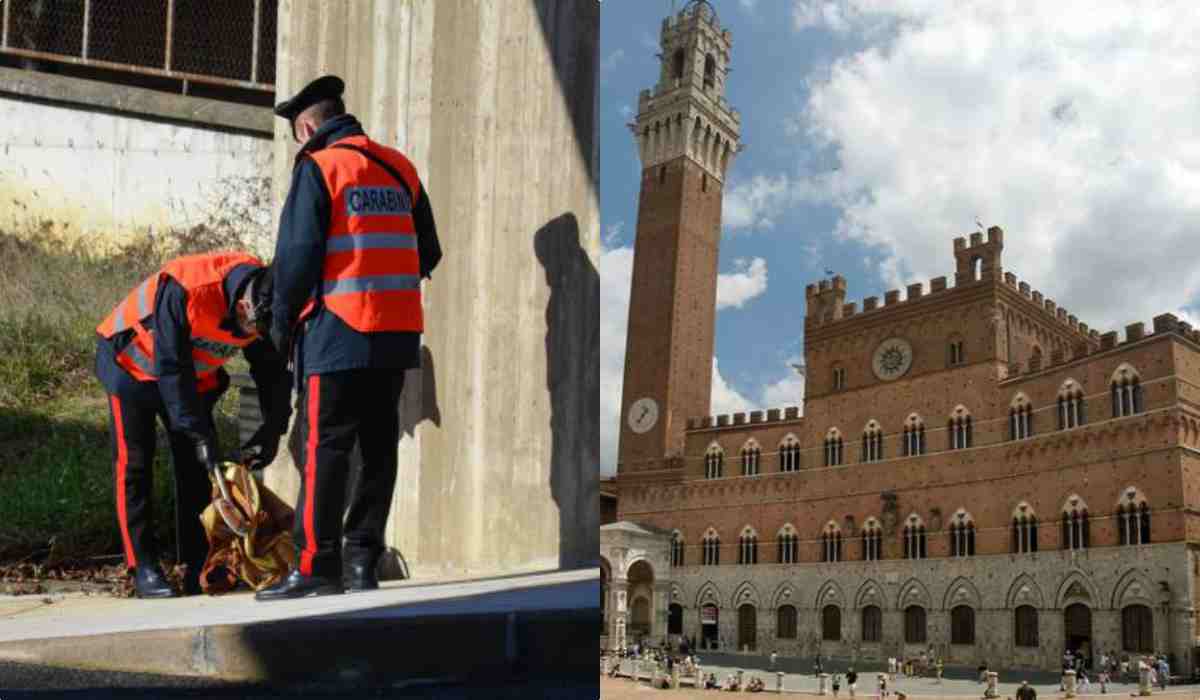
[903,514,926,560]
[779,434,801,472]
[951,605,975,645]
[702,528,721,566]
[822,605,841,641]
[821,521,843,563]
[777,524,799,564]
[861,605,882,642]
[948,406,973,450]
[904,605,927,643]
[832,365,847,390]
[1111,365,1143,418]
[1058,380,1086,429]
[861,420,884,463]
[1061,495,1090,550]
[1117,488,1151,545]
[971,256,982,281]
[703,53,716,90]
[671,48,686,81]
[1011,503,1039,553]
[669,603,684,634]
[902,414,926,456]
[1015,605,1039,647]
[861,517,883,561]
[1009,394,1034,440]
[705,443,724,479]
[1122,605,1154,652]
[738,526,758,565]
[824,428,844,466]
[777,605,798,639]
[948,336,965,366]
[741,440,761,476]
[948,509,976,557]
[671,530,685,567]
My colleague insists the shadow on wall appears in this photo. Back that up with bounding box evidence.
[531,0,599,186]
[284,347,442,581]
[535,213,600,571]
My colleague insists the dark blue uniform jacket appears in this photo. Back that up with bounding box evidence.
[95,263,292,441]
[271,113,441,378]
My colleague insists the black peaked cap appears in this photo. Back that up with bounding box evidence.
[273,75,345,121]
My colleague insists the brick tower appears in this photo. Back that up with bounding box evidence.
[617,0,741,475]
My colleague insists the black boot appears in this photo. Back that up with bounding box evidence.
[133,565,177,599]
[255,568,343,601]
[343,553,379,593]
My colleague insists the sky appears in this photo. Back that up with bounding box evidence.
[599,0,1200,478]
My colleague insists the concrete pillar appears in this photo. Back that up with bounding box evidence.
[985,671,999,698]
[653,582,670,642]
[268,0,600,580]
[776,671,785,693]
[670,664,679,689]
[1063,669,1076,698]
[819,672,829,695]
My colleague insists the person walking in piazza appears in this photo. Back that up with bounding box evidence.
[935,658,944,683]
[846,667,858,699]
[256,75,442,600]
[1015,680,1037,700]
[1156,655,1169,689]
[95,253,291,598]
[832,672,842,697]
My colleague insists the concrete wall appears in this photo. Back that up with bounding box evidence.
[0,67,273,253]
[266,0,600,579]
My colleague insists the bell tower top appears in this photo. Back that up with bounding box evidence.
[632,0,741,181]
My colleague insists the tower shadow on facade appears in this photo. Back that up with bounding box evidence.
[535,212,600,570]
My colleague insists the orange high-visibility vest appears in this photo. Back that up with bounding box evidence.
[300,135,424,333]
[96,252,264,392]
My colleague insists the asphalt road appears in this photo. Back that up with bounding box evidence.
[0,661,599,699]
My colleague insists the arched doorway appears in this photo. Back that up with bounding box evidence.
[701,604,720,649]
[631,596,651,640]
[738,604,757,651]
[669,603,684,635]
[1064,603,1093,663]
[627,559,655,643]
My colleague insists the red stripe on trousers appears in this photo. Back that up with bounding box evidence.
[300,375,320,575]
[110,395,137,568]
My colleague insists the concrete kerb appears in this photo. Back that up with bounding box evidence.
[0,569,599,682]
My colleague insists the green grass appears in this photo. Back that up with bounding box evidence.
[0,230,251,562]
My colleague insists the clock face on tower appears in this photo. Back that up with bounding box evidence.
[627,397,660,434]
[872,337,913,380]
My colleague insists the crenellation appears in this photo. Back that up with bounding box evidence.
[702,416,713,428]
[986,225,1004,244]
[1100,331,1118,350]
[1056,308,1067,323]
[749,410,764,424]
[1126,322,1145,342]
[1153,313,1178,333]
[1044,299,1056,315]
[1068,314,1077,330]
[969,231,983,246]
[784,407,799,419]
[863,296,879,311]
[733,412,746,425]
[1018,281,1030,297]
[1089,329,1099,340]
[930,276,947,292]
[1032,291,1043,305]
[1004,272,1017,287]
[1180,321,1193,335]
[766,408,780,422]
[1079,322,1088,335]
[842,302,857,318]
[907,282,923,300]
[716,414,729,427]
[884,289,901,305]
[805,283,818,299]
[953,236,967,251]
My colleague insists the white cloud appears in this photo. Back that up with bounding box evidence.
[739,0,759,12]
[717,257,769,310]
[711,357,756,416]
[723,173,824,232]
[604,220,625,248]
[761,359,807,410]
[601,49,626,79]
[791,0,1200,333]
[599,243,634,478]
[619,104,633,120]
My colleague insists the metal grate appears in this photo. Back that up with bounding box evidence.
[0,0,275,92]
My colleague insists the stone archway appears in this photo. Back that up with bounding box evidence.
[1064,603,1093,663]
[738,603,758,652]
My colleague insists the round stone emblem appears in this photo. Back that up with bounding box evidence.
[872,337,913,380]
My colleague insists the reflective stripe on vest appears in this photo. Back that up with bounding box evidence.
[304,136,424,333]
[110,279,153,335]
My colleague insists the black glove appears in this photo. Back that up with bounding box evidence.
[190,432,219,473]
[240,425,281,471]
